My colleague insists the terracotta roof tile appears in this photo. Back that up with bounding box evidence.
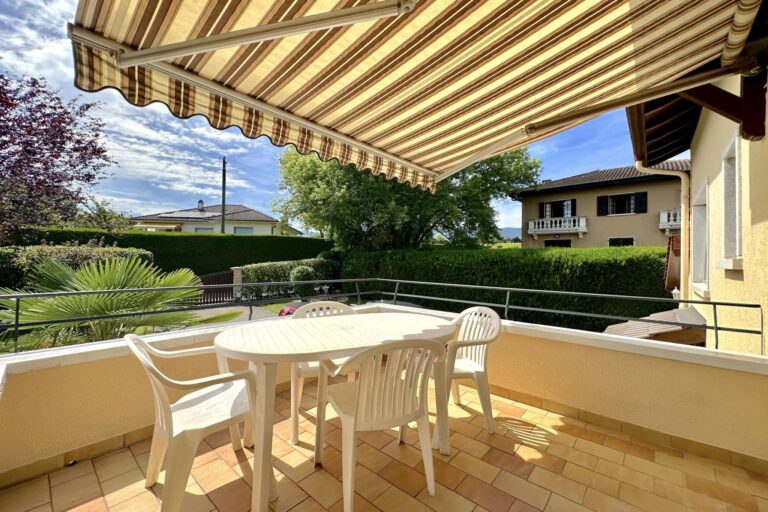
[132,204,278,223]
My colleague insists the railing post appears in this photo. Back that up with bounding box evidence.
[393,281,400,305]
[13,297,20,353]
[504,290,510,320]
[248,288,254,321]
[355,281,362,305]
[713,304,720,349]
[231,266,242,302]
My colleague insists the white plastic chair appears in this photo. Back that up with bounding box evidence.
[125,334,261,512]
[446,306,501,433]
[289,301,357,444]
[319,339,446,512]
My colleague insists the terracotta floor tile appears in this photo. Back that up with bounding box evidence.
[204,428,234,448]
[373,486,431,512]
[272,450,315,483]
[482,447,535,479]
[358,431,396,450]
[544,493,592,512]
[456,475,516,512]
[352,465,391,503]
[655,451,717,480]
[582,488,643,512]
[327,493,381,512]
[109,490,160,512]
[602,436,654,461]
[92,449,138,482]
[623,454,685,486]
[50,461,94,488]
[298,469,343,509]
[546,442,598,470]
[416,457,468,490]
[0,475,50,512]
[99,467,146,507]
[416,483,475,512]
[449,451,500,483]
[573,440,624,465]
[561,462,619,498]
[356,442,393,472]
[451,432,491,459]
[65,497,109,511]
[450,417,484,438]
[619,483,686,512]
[594,459,653,492]
[207,478,252,512]
[269,471,309,512]
[528,466,586,504]
[555,423,605,444]
[51,472,102,512]
[191,459,240,493]
[515,445,567,474]
[476,431,521,455]
[378,459,426,497]
[27,504,54,512]
[685,474,759,511]
[509,499,542,512]
[380,440,423,467]
[129,439,153,457]
[320,446,343,479]
[653,479,727,512]
[492,470,550,510]
[178,482,216,512]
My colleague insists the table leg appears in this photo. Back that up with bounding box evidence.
[252,362,278,512]
[314,364,327,466]
[432,360,451,455]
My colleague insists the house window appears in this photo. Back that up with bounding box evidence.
[722,138,741,260]
[195,227,214,233]
[691,183,709,290]
[597,192,647,216]
[234,227,254,235]
[539,199,576,218]
[608,237,635,247]
[544,239,571,248]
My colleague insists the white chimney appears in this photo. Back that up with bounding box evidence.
[197,199,205,211]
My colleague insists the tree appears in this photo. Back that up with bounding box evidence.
[67,196,133,232]
[272,149,540,250]
[0,70,113,243]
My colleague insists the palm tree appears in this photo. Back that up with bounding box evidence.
[0,256,203,350]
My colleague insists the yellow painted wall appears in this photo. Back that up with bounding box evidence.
[521,179,680,248]
[689,76,767,354]
[486,330,768,460]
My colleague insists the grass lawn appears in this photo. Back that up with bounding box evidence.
[261,302,292,314]
[485,242,521,249]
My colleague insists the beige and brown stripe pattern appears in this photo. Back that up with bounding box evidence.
[71,0,759,191]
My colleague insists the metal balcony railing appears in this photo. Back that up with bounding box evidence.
[0,278,762,354]
[528,216,588,238]
[659,208,682,230]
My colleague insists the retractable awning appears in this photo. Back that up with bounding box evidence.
[69,0,762,191]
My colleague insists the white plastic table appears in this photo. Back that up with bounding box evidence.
[215,312,456,512]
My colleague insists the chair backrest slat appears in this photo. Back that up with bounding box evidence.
[453,307,501,368]
[125,334,174,432]
[344,340,445,429]
[292,301,356,319]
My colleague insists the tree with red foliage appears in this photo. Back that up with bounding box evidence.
[0,70,113,243]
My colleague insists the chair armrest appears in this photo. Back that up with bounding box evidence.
[163,370,255,391]
[141,343,216,359]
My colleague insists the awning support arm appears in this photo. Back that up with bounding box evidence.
[68,24,436,178]
[438,59,761,182]
[678,69,766,141]
[116,0,416,68]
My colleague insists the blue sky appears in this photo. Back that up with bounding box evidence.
[2,0,655,229]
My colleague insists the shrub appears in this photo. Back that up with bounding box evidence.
[13,227,334,275]
[0,245,153,288]
[290,265,316,297]
[340,246,670,332]
[242,257,339,296]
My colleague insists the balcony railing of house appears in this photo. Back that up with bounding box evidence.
[527,216,588,239]
[0,278,762,354]
[659,208,682,232]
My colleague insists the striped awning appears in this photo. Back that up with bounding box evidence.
[69,0,762,192]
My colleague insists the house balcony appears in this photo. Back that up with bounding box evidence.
[659,208,682,233]
[1,297,767,512]
[528,216,587,239]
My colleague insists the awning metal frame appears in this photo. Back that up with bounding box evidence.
[117,0,417,68]
[68,23,436,179]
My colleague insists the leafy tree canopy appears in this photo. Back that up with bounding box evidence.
[0,70,113,243]
[272,148,540,250]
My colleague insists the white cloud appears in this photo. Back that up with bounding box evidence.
[493,199,522,228]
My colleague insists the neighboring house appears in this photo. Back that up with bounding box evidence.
[519,161,687,248]
[626,69,766,355]
[132,200,301,236]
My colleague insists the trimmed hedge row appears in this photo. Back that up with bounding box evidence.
[14,227,334,275]
[241,258,339,295]
[340,246,671,332]
[0,245,154,288]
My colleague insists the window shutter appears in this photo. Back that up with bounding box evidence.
[597,196,609,216]
[539,202,545,218]
[635,192,648,213]
[570,199,577,216]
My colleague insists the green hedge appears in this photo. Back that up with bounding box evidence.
[241,257,339,295]
[340,246,671,332]
[0,245,154,288]
[14,227,334,275]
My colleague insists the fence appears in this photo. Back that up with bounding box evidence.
[0,278,762,354]
[199,269,234,305]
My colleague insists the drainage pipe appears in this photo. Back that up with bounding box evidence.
[635,161,690,301]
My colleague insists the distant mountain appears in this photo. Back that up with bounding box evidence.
[499,227,522,240]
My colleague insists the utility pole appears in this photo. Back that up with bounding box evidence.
[220,156,227,234]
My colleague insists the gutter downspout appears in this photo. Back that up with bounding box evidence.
[635,162,690,302]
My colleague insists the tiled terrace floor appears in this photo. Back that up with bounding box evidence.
[2,380,768,512]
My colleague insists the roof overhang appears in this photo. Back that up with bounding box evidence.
[69,0,764,190]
